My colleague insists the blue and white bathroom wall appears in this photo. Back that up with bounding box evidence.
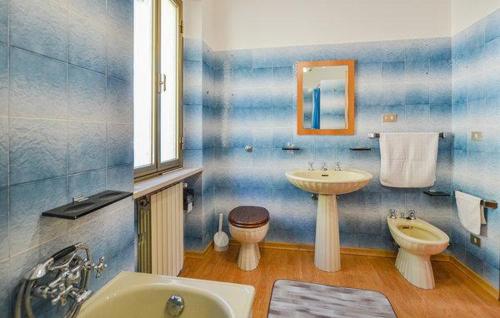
[195,0,455,250]
[181,0,455,250]
[180,0,499,289]
[0,0,135,315]
[451,8,500,289]
[209,38,454,248]
[182,0,218,251]
[183,36,205,251]
[182,47,218,250]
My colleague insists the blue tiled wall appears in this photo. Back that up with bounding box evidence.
[451,9,500,289]
[0,0,135,315]
[181,6,499,292]
[183,38,217,251]
[183,37,454,251]
[210,38,454,248]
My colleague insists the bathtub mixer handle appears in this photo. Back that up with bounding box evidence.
[92,256,108,278]
[15,243,106,318]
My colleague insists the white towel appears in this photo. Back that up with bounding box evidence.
[455,191,486,235]
[379,132,439,188]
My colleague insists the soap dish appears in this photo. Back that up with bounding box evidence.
[349,147,372,151]
[423,190,450,197]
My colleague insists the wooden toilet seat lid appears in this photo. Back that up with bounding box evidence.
[228,206,270,228]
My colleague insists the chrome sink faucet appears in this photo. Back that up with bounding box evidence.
[334,161,342,171]
[321,162,328,171]
[308,161,314,171]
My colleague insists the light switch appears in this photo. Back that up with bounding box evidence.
[383,113,398,122]
[471,131,483,141]
[470,234,481,247]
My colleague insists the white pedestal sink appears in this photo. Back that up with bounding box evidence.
[286,169,373,272]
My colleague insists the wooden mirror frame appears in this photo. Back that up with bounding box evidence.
[296,60,355,135]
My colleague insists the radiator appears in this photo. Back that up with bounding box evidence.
[137,182,184,276]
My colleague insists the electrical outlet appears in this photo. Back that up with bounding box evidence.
[470,234,481,247]
[471,131,483,141]
[383,113,398,122]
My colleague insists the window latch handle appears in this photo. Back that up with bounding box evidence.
[159,73,166,93]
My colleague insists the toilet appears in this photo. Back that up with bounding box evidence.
[228,206,270,271]
[387,216,449,289]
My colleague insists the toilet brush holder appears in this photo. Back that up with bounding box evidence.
[214,213,229,252]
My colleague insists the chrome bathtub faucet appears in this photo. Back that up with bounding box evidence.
[16,243,107,318]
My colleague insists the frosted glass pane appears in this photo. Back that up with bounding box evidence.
[134,0,154,168]
[160,0,178,163]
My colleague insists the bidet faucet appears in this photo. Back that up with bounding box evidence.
[407,210,416,220]
[389,209,397,219]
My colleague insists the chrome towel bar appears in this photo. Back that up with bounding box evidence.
[368,132,446,139]
[481,199,498,209]
[455,190,497,210]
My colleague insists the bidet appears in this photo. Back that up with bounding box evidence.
[387,216,449,289]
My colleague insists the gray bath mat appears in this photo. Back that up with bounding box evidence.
[268,280,397,318]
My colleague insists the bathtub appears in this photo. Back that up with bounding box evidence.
[77,272,255,318]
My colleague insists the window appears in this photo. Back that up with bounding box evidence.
[134,0,183,178]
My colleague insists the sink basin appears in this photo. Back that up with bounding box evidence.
[286,168,372,272]
[286,169,373,195]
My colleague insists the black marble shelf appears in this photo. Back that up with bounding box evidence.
[42,190,132,220]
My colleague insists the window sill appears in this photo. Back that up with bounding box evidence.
[133,167,202,199]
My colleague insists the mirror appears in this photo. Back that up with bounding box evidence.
[296,60,355,135]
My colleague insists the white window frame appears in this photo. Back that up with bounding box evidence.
[134,0,184,179]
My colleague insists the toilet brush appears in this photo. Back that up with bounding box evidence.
[214,213,229,252]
